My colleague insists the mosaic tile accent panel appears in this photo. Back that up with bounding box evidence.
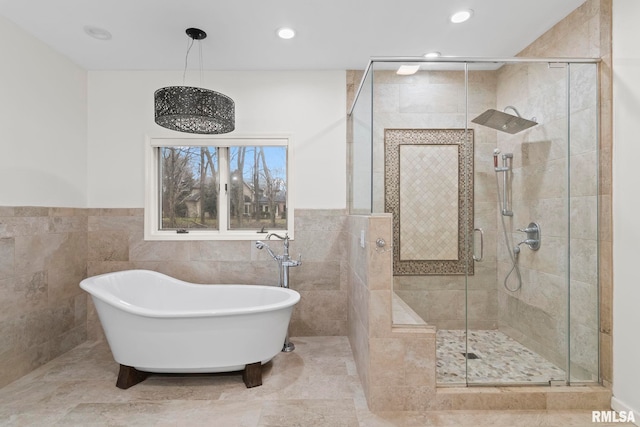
[436,329,566,384]
[399,145,459,261]
[385,129,474,275]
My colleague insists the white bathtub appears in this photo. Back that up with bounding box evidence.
[80,270,300,387]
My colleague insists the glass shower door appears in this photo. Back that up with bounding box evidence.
[464,61,570,385]
[371,58,600,387]
[567,62,600,383]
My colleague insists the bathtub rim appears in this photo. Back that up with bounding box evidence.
[80,269,300,319]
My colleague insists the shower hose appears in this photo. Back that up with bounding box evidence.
[495,172,522,292]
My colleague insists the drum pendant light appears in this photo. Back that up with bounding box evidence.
[154,28,235,134]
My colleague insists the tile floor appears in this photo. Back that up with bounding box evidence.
[436,330,566,385]
[0,336,629,426]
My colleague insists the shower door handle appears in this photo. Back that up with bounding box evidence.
[473,228,484,262]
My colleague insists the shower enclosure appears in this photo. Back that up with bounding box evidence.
[349,58,599,386]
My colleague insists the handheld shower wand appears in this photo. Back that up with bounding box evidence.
[255,241,279,261]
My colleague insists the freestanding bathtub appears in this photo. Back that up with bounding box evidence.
[80,269,300,389]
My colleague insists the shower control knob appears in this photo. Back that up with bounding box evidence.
[517,227,536,233]
[517,222,541,251]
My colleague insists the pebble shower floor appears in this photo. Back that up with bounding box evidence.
[436,329,566,384]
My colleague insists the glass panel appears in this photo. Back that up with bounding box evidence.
[160,146,219,230]
[464,62,505,385]
[568,63,599,382]
[228,146,287,230]
[350,67,373,214]
[466,61,570,385]
[373,62,470,385]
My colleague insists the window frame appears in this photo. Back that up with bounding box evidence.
[144,134,294,241]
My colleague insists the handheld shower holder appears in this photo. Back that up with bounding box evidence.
[496,152,513,216]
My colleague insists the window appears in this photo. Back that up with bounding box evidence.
[145,135,293,240]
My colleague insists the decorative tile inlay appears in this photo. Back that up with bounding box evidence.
[385,129,474,275]
[436,329,566,384]
[399,145,459,261]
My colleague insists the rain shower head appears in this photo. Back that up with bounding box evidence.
[471,106,537,134]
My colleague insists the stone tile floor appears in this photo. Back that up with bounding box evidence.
[0,336,629,426]
[437,330,566,385]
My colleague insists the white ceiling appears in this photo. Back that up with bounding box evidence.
[0,0,587,71]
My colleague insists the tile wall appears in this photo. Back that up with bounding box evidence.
[0,207,87,387]
[0,207,349,387]
[346,213,438,411]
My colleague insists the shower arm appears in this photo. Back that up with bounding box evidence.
[503,105,537,123]
[503,106,522,117]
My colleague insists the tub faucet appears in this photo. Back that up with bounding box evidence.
[266,233,301,267]
[259,232,301,352]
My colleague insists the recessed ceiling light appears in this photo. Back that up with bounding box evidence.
[450,9,473,24]
[397,65,420,76]
[83,25,112,41]
[277,27,296,39]
[424,51,441,58]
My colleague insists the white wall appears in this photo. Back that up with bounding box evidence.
[612,0,640,420]
[87,70,346,209]
[0,15,87,207]
[0,14,347,210]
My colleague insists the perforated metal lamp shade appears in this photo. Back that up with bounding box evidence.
[154,86,235,134]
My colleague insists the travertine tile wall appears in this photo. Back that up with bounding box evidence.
[85,208,349,340]
[346,214,371,396]
[347,213,438,411]
[0,207,87,387]
[0,206,349,387]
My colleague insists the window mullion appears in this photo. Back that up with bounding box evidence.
[218,147,230,233]
[156,147,163,231]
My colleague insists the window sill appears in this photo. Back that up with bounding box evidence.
[143,229,293,241]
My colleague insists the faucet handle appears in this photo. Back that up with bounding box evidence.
[290,254,302,267]
[517,227,535,233]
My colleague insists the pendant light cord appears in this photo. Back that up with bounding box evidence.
[182,37,205,86]
[199,40,204,85]
[183,38,195,84]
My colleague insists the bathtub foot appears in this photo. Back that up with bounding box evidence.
[242,362,262,388]
[116,364,149,389]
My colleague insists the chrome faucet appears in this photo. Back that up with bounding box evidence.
[266,233,301,268]
[256,232,301,352]
[516,222,541,251]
